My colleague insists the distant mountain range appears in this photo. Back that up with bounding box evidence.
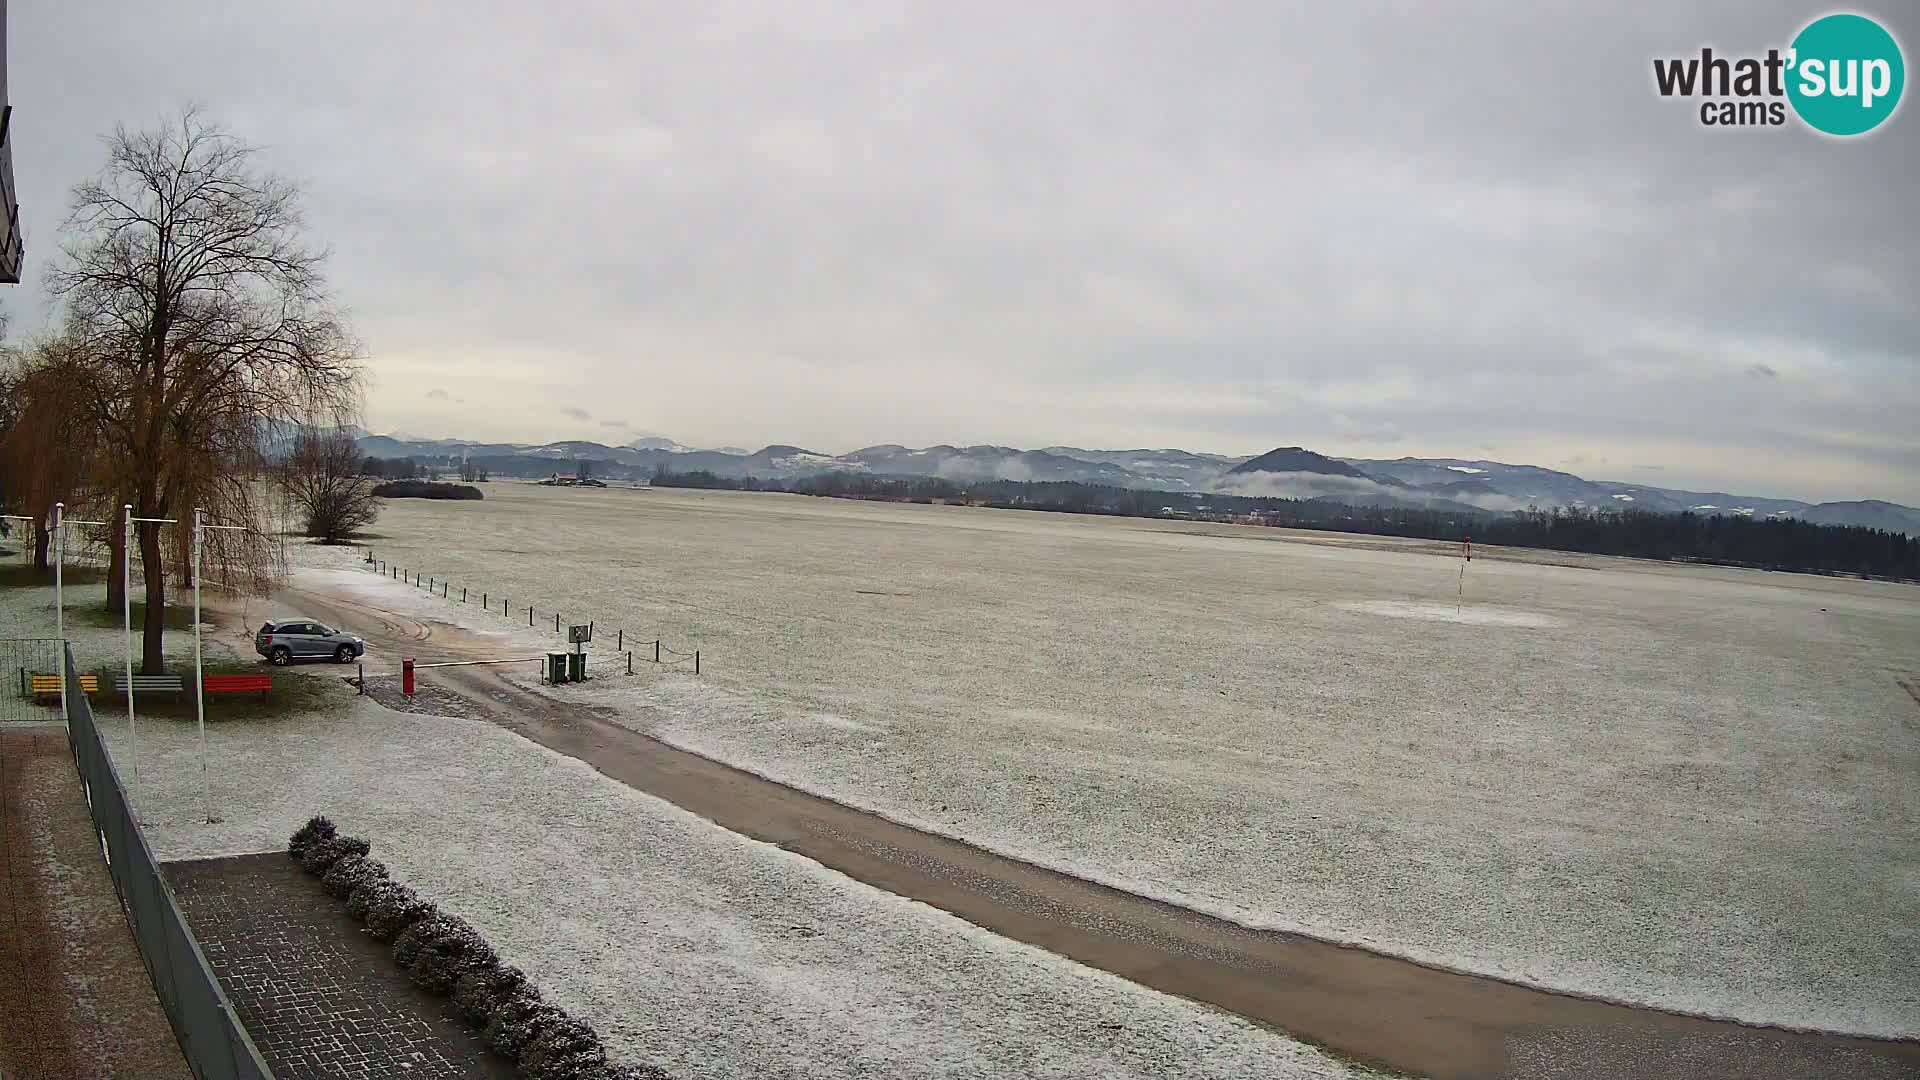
[352,432,1920,535]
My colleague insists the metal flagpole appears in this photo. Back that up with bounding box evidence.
[125,508,178,797]
[193,508,207,822]
[53,503,64,720]
[192,509,250,825]
[125,507,134,785]
[49,506,111,724]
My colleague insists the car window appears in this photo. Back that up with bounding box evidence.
[283,623,314,635]
[312,625,334,636]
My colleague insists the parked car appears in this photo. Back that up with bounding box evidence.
[255,620,366,666]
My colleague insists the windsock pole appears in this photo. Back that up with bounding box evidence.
[1458,536,1471,613]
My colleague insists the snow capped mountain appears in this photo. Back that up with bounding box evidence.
[351,430,1918,532]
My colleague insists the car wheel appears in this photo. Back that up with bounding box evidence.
[270,646,292,666]
[335,645,355,664]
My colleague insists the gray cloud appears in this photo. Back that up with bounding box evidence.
[425,387,459,402]
[560,406,592,422]
[599,419,630,429]
[7,2,1915,503]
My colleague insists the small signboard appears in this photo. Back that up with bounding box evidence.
[568,624,592,644]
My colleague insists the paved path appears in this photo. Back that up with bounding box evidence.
[282,582,1920,1080]
[169,852,516,1080]
[0,725,190,1079]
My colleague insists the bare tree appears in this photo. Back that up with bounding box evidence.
[0,339,104,573]
[51,109,361,672]
[281,427,381,543]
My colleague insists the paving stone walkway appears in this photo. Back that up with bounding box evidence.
[168,852,516,1080]
[0,724,190,1079]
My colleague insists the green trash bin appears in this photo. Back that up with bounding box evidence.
[546,651,569,684]
[567,650,587,683]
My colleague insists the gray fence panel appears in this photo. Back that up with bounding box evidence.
[65,644,275,1080]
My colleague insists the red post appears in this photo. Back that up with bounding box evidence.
[403,658,415,697]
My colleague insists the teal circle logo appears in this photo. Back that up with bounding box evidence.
[1786,13,1905,135]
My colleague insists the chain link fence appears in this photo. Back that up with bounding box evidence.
[64,644,276,1080]
[0,638,64,723]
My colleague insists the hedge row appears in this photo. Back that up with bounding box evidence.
[289,816,666,1080]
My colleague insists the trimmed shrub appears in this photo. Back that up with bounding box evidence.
[412,930,498,994]
[322,853,388,900]
[394,911,496,993]
[453,963,528,1026]
[518,1012,607,1080]
[300,833,370,876]
[485,992,559,1059]
[287,815,337,858]
[364,883,437,942]
[290,817,660,1078]
[346,877,399,921]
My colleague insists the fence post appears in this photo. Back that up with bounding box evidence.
[462,587,467,603]
[555,612,560,633]
[695,651,700,675]
[617,629,622,651]
[655,640,661,664]
[528,606,534,626]
[627,651,633,676]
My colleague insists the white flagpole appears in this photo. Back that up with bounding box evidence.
[194,508,208,822]
[53,503,65,721]
[124,505,136,790]
[123,510,179,796]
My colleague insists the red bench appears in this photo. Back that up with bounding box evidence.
[203,674,272,696]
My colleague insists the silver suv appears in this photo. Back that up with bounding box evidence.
[255,620,366,666]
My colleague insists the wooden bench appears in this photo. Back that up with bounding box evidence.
[203,674,272,697]
[112,674,186,696]
[28,673,99,700]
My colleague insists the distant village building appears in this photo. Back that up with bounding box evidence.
[539,473,606,488]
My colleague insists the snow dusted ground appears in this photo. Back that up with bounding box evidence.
[102,688,1366,1080]
[338,485,1920,1037]
[0,553,253,673]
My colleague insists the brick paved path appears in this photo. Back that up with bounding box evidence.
[0,725,190,1079]
[167,852,516,1080]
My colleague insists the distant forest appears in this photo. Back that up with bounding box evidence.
[653,469,1920,580]
[370,480,484,501]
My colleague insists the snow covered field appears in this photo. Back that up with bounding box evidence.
[97,688,1363,1080]
[346,484,1920,1036]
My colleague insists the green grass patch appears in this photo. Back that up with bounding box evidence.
[71,600,196,631]
[85,660,354,722]
[0,563,110,588]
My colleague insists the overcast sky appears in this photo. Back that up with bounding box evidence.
[9,2,1917,503]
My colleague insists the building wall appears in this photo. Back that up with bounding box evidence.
[0,0,21,285]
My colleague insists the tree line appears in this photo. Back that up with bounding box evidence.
[0,110,370,671]
[360,455,490,483]
[652,469,1920,579]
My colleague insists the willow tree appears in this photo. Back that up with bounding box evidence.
[51,109,360,672]
[0,339,103,572]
